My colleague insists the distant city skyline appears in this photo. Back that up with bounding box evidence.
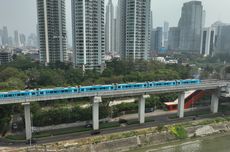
[1,0,230,42]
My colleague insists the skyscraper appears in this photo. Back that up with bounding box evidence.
[163,21,169,48]
[117,0,151,60]
[14,30,20,47]
[178,1,203,52]
[150,27,163,53]
[0,29,2,46]
[200,27,215,56]
[202,10,206,28]
[2,26,8,46]
[37,0,67,64]
[168,27,180,51]
[105,0,115,54]
[27,33,38,48]
[72,0,105,71]
[19,34,26,47]
[113,18,117,53]
[215,25,230,54]
[7,37,13,46]
[116,0,126,57]
[150,11,153,30]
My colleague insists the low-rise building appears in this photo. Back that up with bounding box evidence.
[0,48,13,65]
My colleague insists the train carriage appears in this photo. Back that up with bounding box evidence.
[79,85,113,93]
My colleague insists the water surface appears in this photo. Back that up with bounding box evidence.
[130,133,230,152]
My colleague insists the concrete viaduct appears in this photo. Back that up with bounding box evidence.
[0,80,229,141]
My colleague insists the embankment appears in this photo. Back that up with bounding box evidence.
[22,117,230,152]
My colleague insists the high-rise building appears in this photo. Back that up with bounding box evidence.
[14,30,20,47]
[113,18,117,53]
[215,25,230,54]
[116,0,126,57]
[211,21,228,43]
[150,27,163,53]
[202,10,206,28]
[168,27,180,51]
[27,33,38,48]
[0,29,2,46]
[117,0,151,60]
[20,34,26,47]
[7,37,13,46]
[163,21,169,48]
[178,1,203,52]
[105,0,115,54]
[36,24,40,49]
[37,0,67,64]
[72,0,105,71]
[200,27,215,56]
[2,26,9,46]
[150,11,153,30]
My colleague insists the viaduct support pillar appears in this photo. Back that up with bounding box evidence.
[92,96,102,130]
[211,91,219,113]
[177,92,185,118]
[138,95,150,124]
[22,102,32,141]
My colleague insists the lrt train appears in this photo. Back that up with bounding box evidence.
[0,79,201,99]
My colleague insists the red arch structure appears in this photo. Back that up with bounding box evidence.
[165,90,206,111]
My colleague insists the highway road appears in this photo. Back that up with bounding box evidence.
[0,108,227,149]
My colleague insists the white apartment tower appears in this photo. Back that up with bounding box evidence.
[37,0,67,64]
[117,0,151,60]
[105,0,115,54]
[200,27,215,56]
[72,0,105,70]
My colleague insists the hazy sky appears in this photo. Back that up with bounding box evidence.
[0,0,230,39]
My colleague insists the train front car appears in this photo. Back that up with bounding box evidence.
[177,79,201,85]
[0,90,30,99]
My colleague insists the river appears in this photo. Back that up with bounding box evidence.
[129,133,230,152]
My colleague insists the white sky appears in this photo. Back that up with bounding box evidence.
[0,0,229,40]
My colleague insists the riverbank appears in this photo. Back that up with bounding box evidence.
[128,131,230,152]
[14,116,230,152]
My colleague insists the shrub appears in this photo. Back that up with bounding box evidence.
[169,125,187,139]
